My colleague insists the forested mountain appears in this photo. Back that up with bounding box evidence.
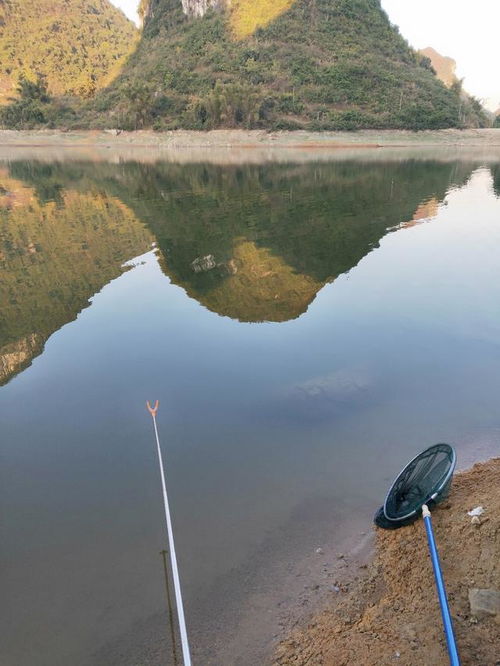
[0,0,488,130]
[94,0,486,130]
[0,0,137,103]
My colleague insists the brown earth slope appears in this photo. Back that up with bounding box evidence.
[274,458,500,666]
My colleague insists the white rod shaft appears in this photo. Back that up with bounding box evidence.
[151,414,192,666]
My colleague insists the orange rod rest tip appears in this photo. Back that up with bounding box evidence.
[146,400,159,417]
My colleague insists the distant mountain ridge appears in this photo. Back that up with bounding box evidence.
[0,0,137,103]
[95,0,487,131]
[419,47,458,88]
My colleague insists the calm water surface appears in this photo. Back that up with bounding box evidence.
[1,155,500,665]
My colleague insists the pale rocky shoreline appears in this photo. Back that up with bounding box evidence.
[2,128,500,165]
[1,127,500,148]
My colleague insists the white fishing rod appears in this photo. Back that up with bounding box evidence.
[147,400,192,666]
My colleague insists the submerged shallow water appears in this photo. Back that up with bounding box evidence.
[1,154,500,665]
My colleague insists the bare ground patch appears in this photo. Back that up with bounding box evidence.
[274,458,500,666]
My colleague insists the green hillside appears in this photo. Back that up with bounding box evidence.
[0,0,137,104]
[94,0,486,130]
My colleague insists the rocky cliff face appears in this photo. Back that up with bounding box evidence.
[181,0,225,18]
[0,335,41,385]
[142,0,225,21]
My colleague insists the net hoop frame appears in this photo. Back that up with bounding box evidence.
[383,443,456,523]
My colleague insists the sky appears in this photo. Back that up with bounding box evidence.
[109,0,499,112]
[380,0,499,111]
[111,0,140,24]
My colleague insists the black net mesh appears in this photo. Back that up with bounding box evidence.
[383,443,455,521]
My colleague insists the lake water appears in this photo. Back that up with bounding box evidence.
[1,152,500,665]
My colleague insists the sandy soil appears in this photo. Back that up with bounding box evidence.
[273,458,500,666]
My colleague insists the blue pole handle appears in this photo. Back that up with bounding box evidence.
[422,505,461,666]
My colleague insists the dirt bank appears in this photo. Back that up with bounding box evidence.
[274,458,500,666]
[1,128,500,149]
[1,129,500,166]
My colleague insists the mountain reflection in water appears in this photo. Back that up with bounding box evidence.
[0,158,480,386]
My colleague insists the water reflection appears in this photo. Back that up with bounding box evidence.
[1,156,500,666]
[491,164,500,196]
[0,168,152,385]
[0,159,479,385]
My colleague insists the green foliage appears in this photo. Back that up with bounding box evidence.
[0,73,79,128]
[0,74,49,128]
[0,0,488,130]
[190,80,263,129]
[121,81,156,129]
[495,115,500,129]
[418,55,436,74]
[17,74,50,103]
[0,0,137,106]
[88,0,486,131]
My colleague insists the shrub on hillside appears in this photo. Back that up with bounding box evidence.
[189,81,263,129]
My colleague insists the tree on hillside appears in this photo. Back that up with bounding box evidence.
[0,73,75,128]
[0,74,51,127]
[123,81,155,129]
[17,73,50,103]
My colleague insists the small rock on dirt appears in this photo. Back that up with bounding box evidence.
[468,588,500,617]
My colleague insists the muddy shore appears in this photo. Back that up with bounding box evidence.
[274,458,500,666]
